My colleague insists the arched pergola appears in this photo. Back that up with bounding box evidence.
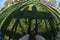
[0,1,60,40]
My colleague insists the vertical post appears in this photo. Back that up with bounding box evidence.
[27,19,31,34]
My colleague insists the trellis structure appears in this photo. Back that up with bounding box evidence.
[0,1,60,40]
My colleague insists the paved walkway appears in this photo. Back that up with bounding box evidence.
[19,34,45,40]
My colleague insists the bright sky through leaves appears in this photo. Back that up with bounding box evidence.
[0,0,60,8]
[0,0,5,8]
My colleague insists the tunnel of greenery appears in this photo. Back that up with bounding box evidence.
[0,1,60,40]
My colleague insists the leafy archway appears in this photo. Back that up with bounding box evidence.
[0,1,60,40]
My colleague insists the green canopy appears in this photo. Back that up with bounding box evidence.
[0,1,60,40]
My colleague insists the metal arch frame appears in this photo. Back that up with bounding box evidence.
[0,1,60,40]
